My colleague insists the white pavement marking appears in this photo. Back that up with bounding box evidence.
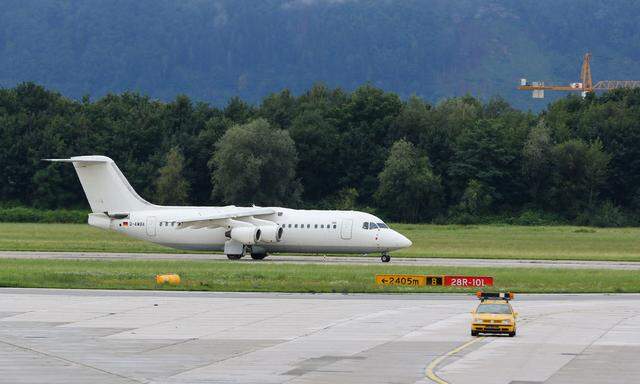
[0,289,638,383]
[2,250,640,269]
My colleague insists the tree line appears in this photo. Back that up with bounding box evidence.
[1,82,640,226]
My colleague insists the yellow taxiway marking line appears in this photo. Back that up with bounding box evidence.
[426,337,485,384]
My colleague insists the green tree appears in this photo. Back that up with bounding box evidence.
[259,89,296,129]
[390,95,431,145]
[155,147,190,205]
[522,119,554,204]
[551,139,610,215]
[448,119,523,208]
[210,118,301,206]
[375,140,443,222]
[453,179,494,218]
[289,109,341,202]
[339,84,403,205]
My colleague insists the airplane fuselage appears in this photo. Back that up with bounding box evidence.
[94,206,411,255]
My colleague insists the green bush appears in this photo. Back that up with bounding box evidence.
[0,207,88,223]
[576,202,629,228]
[511,210,564,226]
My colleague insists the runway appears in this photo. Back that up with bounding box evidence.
[0,289,638,383]
[2,250,640,270]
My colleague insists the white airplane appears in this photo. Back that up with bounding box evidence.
[47,156,412,262]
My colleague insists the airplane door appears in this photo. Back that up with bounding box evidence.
[340,219,353,240]
[146,216,157,237]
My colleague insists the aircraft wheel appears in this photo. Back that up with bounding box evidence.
[381,254,391,263]
[227,254,243,260]
[250,253,268,260]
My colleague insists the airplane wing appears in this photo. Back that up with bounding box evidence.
[177,207,276,229]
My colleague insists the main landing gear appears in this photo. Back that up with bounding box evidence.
[226,252,269,260]
[226,244,269,260]
[381,252,391,263]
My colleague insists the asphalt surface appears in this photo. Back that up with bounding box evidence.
[2,250,640,270]
[0,289,638,384]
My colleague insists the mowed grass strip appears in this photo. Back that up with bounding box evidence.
[394,224,640,261]
[0,223,178,253]
[2,223,640,262]
[0,259,638,293]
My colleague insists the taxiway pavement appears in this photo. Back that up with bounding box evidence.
[1,250,639,270]
[0,289,638,383]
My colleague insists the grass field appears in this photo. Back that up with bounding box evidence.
[1,223,640,262]
[0,258,638,293]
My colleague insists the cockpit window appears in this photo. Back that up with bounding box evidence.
[369,222,379,229]
[362,222,369,229]
[377,223,388,229]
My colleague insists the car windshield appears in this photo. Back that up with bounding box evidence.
[476,304,512,314]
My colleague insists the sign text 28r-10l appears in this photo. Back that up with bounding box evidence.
[444,276,493,287]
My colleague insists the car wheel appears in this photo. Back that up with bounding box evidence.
[471,330,478,337]
[250,253,267,260]
[508,331,516,337]
[227,254,243,260]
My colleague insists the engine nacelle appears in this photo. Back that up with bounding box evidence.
[228,226,260,245]
[257,226,283,243]
[88,213,111,230]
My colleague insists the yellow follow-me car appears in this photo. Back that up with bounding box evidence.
[471,292,518,337]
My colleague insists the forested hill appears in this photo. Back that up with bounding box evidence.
[2,0,640,110]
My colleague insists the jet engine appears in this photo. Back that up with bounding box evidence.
[257,226,283,243]
[227,226,260,245]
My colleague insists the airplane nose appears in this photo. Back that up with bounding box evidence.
[388,231,412,249]
[398,233,412,248]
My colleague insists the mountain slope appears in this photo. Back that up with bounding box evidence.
[1,0,639,109]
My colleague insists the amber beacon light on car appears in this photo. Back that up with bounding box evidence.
[476,292,515,301]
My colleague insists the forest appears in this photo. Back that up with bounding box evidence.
[2,82,640,226]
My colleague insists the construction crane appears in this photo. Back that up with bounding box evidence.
[518,53,640,99]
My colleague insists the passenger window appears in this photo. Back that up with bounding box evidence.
[314,224,318,228]
[321,224,324,228]
[160,222,163,227]
[294,224,298,228]
[363,222,369,229]
[333,224,337,229]
[307,224,310,228]
[288,224,292,228]
[369,222,378,229]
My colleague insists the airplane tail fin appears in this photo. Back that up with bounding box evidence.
[44,156,155,214]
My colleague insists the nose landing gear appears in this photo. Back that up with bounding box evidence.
[381,252,391,263]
